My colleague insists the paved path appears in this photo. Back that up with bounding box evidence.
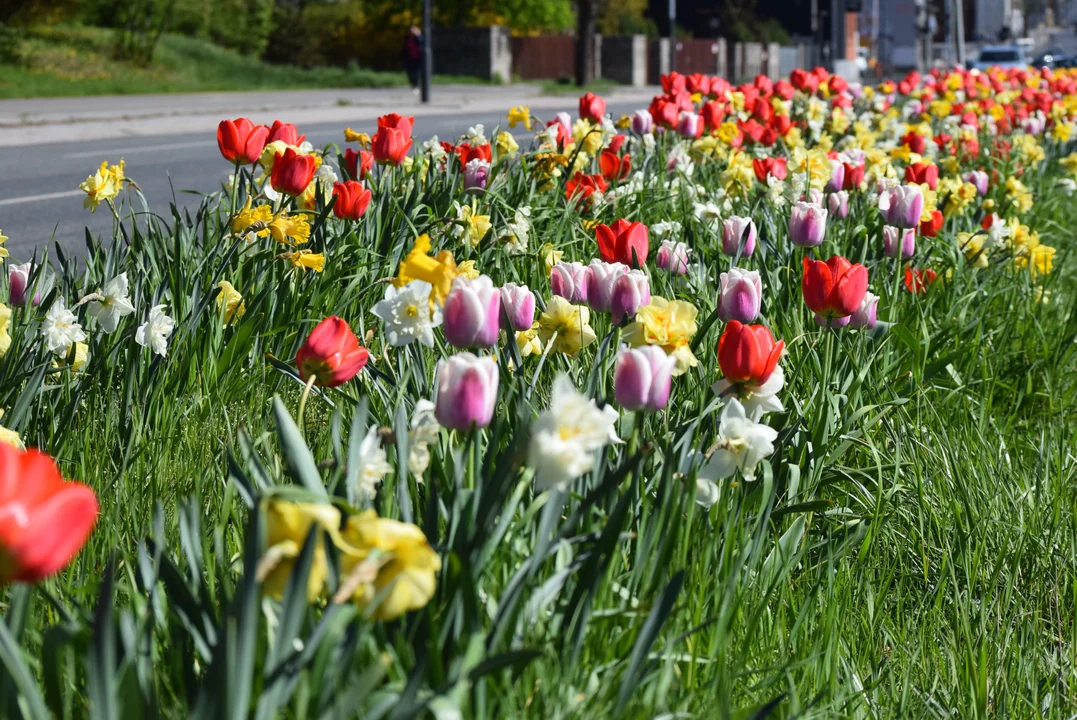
[0,85,657,258]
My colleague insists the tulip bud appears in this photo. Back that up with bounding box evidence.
[8,262,39,307]
[883,225,916,259]
[963,170,989,196]
[595,219,649,267]
[550,261,591,305]
[434,352,499,430]
[499,283,536,332]
[721,216,757,257]
[717,321,784,386]
[331,180,372,221]
[613,345,676,412]
[271,148,317,197]
[296,316,369,387]
[718,268,763,323]
[443,275,501,349]
[464,158,490,192]
[656,240,690,275]
[586,260,627,313]
[848,291,879,329]
[677,111,701,138]
[267,120,306,147]
[610,270,651,325]
[802,256,868,324]
[217,118,269,165]
[579,93,606,122]
[554,111,573,131]
[878,184,924,229]
[788,202,828,247]
[802,188,824,205]
[825,159,845,193]
[631,109,654,135]
[828,191,849,219]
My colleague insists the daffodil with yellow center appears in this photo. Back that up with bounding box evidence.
[1062,152,1077,175]
[1050,121,1074,143]
[0,303,11,358]
[335,509,441,621]
[1021,244,1056,277]
[538,296,597,356]
[231,197,274,239]
[540,243,563,275]
[495,130,519,157]
[615,114,631,130]
[790,147,833,191]
[1013,135,1045,166]
[957,232,990,269]
[622,296,699,375]
[395,234,462,306]
[0,411,22,450]
[516,322,543,357]
[716,122,741,146]
[572,119,604,156]
[268,212,312,246]
[282,250,325,272]
[259,142,322,174]
[79,160,124,212]
[507,105,532,130]
[344,128,371,146]
[456,204,492,248]
[258,499,343,602]
[720,152,756,200]
[216,281,246,324]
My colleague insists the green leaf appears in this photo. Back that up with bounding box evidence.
[615,570,685,714]
[273,395,328,498]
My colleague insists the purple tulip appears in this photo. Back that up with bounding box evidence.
[499,283,535,332]
[464,159,489,192]
[878,184,923,229]
[434,352,499,430]
[883,225,916,259]
[443,275,501,349]
[613,345,676,412]
[656,240,690,275]
[582,260,624,313]
[788,202,828,247]
[8,262,38,307]
[677,111,700,138]
[610,270,650,324]
[825,159,845,194]
[631,109,654,135]
[848,292,879,329]
[718,268,762,323]
[721,216,757,257]
[828,191,849,219]
[963,170,989,196]
[550,261,591,304]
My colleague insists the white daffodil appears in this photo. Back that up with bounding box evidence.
[87,273,136,333]
[528,374,620,491]
[500,206,531,255]
[698,398,778,482]
[135,304,174,357]
[41,298,86,355]
[408,399,440,483]
[353,425,392,501]
[464,124,487,146]
[371,280,441,347]
[651,220,683,240]
[711,365,786,421]
[423,135,447,163]
[985,215,1012,249]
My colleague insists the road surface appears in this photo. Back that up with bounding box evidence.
[0,97,646,260]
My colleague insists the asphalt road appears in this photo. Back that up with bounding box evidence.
[0,101,641,261]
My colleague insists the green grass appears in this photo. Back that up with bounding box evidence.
[0,91,1075,718]
[0,25,488,98]
[537,77,621,96]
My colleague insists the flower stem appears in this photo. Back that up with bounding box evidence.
[297,374,317,437]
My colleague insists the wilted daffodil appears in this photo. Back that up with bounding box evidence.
[336,510,441,621]
[622,296,699,375]
[344,127,371,146]
[258,499,342,602]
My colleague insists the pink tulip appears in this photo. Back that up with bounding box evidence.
[788,202,828,247]
[550,262,592,305]
[883,225,916,259]
[613,346,676,412]
[586,260,628,313]
[848,292,879,329]
[718,268,762,323]
[8,262,39,307]
[828,191,849,219]
[963,170,989,196]
[443,275,501,349]
[610,270,651,324]
[656,240,690,275]
[825,159,845,193]
[434,353,499,430]
[631,109,653,134]
[499,283,535,332]
[878,184,924,229]
[721,216,757,257]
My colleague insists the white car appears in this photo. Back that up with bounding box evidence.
[971,45,1028,71]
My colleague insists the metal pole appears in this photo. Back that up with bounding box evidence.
[421,0,432,103]
[955,0,966,65]
[667,0,676,73]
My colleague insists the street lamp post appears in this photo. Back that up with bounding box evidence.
[421,0,432,103]
[668,0,676,73]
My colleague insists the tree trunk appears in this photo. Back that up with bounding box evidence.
[575,0,595,86]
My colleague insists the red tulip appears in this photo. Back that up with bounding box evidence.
[579,92,606,122]
[596,219,649,267]
[774,79,795,100]
[332,180,372,221]
[270,148,317,197]
[661,72,686,95]
[0,444,98,584]
[902,131,927,155]
[919,209,944,237]
[267,120,306,147]
[717,321,784,386]
[343,148,373,180]
[296,317,369,387]
[802,256,868,320]
[751,96,773,123]
[565,172,608,211]
[649,98,680,129]
[372,113,414,166]
[607,134,627,153]
[217,118,269,165]
[753,157,787,182]
[842,162,865,190]
[455,142,492,170]
[702,100,725,132]
[904,266,937,294]
[905,162,939,190]
[599,149,631,181]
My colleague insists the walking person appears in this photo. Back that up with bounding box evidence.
[402,25,423,96]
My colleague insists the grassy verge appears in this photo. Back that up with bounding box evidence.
[0,25,488,98]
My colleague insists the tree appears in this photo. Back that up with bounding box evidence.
[575,0,595,86]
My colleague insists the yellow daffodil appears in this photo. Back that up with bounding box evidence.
[1016,244,1056,276]
[0,229,8,259]
[541,243,563,275]
[790,147,833,191]
[336,510,441,621]
[259,500,342,602]
[1050,121,1074,143]
[720,152,755,199]
[716,122,741,146]
[1061,152,1077,175]
[615,114,631,130]
[79,160,122,212]
[507,105,532,130]
[957,232,990,269]
[516,323,543,356]
[0,411,22,450]
[0,303,11,357]
[268,213,312,245]
[495,130,519,157]
[231,198,274,239]
[216,281,246,324]
[538,296,597,356]
[572,119,604,155]
[395,234,461,305]
[344,128,371,146]
[622,296,698,375]
[456,204,492,248]
[282,250,325,272]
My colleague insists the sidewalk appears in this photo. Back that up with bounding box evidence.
[0,84,660,147]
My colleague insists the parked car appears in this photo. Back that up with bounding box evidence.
[1032,47,1065,67]
[971,45,1028,71]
